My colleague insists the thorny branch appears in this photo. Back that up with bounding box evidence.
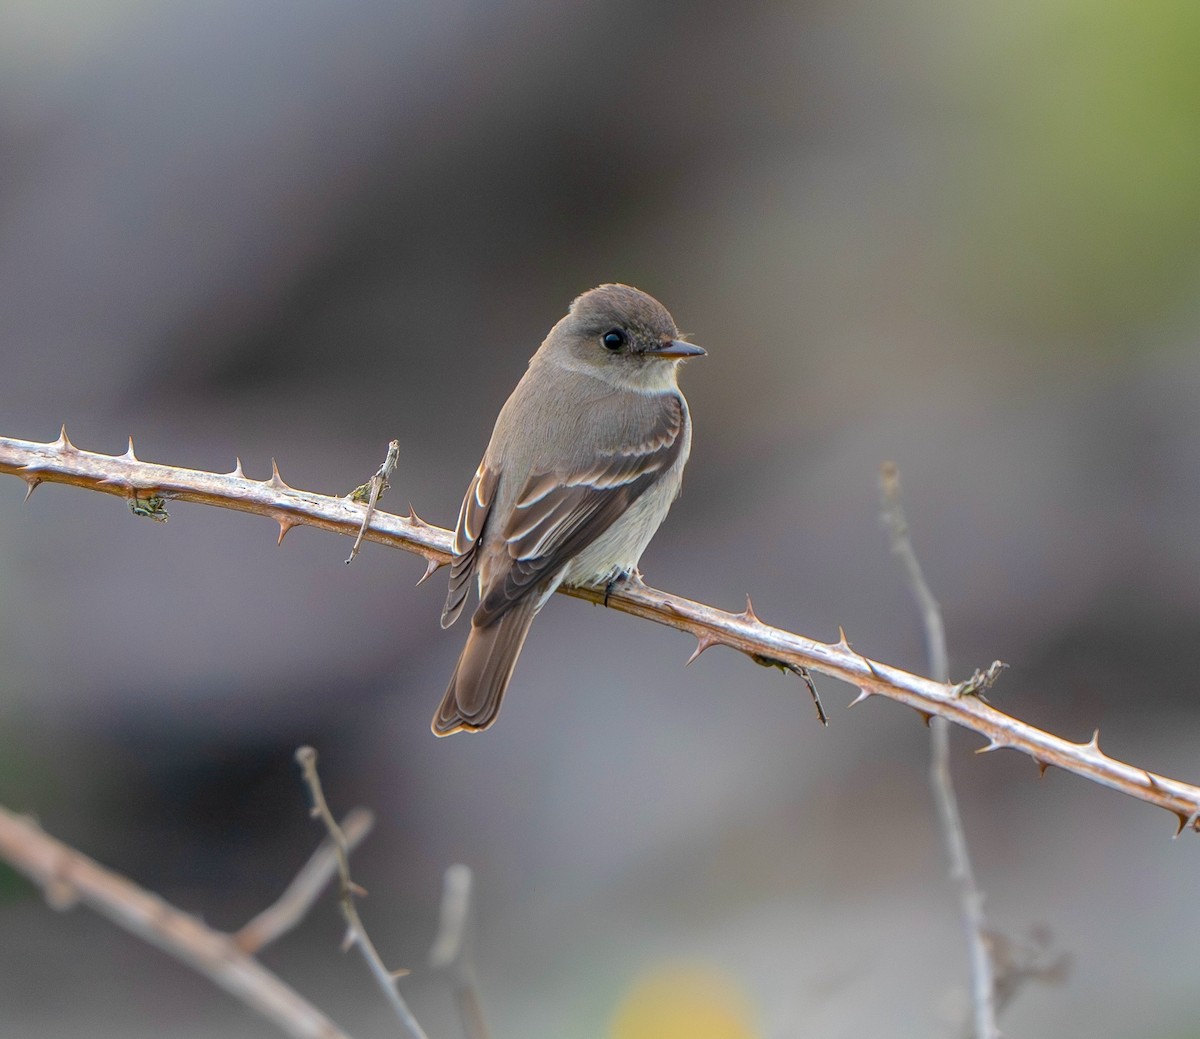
[3,430,1199,832]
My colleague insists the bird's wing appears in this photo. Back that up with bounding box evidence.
[441,463,500,628]
[473,393,686,627]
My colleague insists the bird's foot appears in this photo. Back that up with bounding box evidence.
[603,568,645,607]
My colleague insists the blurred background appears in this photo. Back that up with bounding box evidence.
[1,1,1199,1036]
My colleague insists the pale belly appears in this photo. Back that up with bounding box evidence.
[560,471,682,588]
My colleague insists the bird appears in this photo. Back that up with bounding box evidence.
[433,283,704,735]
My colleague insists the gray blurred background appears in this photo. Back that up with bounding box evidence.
[1,1,1199,1036]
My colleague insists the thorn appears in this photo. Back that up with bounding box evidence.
[407,503,428,528]
[122,436,138,461]
[22,477,41,502]
[1036,759,1050,778]
[348,881,368,898]
[975,738,1005,754]
[834,625,852,651]
[54,425,75,452]
[390,967,412,980]
[1081,729,1102,754]
[1171,811,1196,839]
[416,557,444,586]
[914,708,933,727]
[228,457,245,478]
[847,687,873,708]
[736,594,760,625]
[267,458,291,490]
[276,516,299,545]
[685,632,720,666]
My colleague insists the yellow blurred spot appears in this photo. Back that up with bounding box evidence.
[610,963,759,1039]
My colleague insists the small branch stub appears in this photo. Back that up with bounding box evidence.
[347,439,400,564]
[954,661,1008,700]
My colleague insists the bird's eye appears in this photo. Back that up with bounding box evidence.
[602,329,626,351]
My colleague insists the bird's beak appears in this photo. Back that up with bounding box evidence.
[654,339,706,358]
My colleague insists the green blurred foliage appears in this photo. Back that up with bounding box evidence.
[952,0,1200,338]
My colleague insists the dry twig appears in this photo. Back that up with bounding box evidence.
[0,803,355,1039]
[294,747,429,1039]
[2,431,1199,831]
[235,808,375,954]
[429,864,491,1039]
[880,462,998,1039]
[346,439,400,564]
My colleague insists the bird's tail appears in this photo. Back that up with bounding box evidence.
[432,597,539,736]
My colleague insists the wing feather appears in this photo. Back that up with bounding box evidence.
[473,394,686,626]
[441,464,500,628]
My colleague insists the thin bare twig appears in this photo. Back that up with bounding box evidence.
[880,461,998,1039]
[294,747,429,1039]
[346,439,400,564]
[2,431,1199,831]
[429,864,491,1039]
[0,804,354,1039]
[235,808,375,954]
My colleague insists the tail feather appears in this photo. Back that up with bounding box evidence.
[432,597,538,736]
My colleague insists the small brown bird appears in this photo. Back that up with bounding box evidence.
[434,284,704,735]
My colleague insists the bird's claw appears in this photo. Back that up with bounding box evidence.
[603,568,645,606]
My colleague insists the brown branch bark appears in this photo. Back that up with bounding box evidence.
[3,430,1199,832]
